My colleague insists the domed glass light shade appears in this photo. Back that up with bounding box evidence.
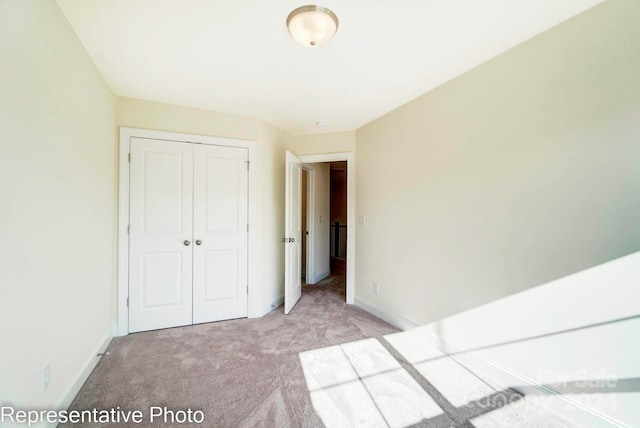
[287,5,339,47]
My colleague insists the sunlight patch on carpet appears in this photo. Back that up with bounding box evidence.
[300,338,443,428]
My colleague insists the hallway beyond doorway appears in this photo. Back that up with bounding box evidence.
[303,274,346,300]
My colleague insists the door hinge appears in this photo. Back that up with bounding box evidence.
[128,153,131,163]
[126,297,129,307]
[247,224,249,232]
[245,160,250,170]
[127,225,130,234]
[247,286,249,294]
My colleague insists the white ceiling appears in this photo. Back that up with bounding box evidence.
[57,0,603,135]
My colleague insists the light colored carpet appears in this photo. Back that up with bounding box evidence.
[66,276,574,427]
[65,275,398,427]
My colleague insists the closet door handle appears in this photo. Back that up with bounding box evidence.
[195,240,202,246]
[183,240,191,246]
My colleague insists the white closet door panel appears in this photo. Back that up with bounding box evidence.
[193,144,248,324]
[142,252,184,307]
[129,138,193,333]
[204,250,238,300]
[142,151,184,233]
[205,156,240,233]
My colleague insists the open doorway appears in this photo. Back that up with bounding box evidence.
[284,151,355,315]
[300,161,348,299]
[329,162,347,278]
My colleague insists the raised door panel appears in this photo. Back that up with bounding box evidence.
[192,144,248,324]
[204,250,238,301]
[129,137,193,332]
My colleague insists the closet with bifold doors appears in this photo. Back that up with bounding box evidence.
[127,136,248,333]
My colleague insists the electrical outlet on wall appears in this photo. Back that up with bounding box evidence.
[373,282,380,295]
[43,364,51,390]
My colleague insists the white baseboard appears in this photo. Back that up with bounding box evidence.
[423,330,630,428]
[270,296,284,310]
[250,296,284,318]
[353,297,418,331]
[44,325,114,428]
[310,270,330,285]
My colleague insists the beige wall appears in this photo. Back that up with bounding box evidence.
[292,131,355,156]
[355,0,640,325]
[0,0,117,414]
[356,5,640,421]
[116,97,291,312]
[257,122,290,308]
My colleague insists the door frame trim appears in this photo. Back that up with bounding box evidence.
[298,152,355,304]
[117,127,256,336]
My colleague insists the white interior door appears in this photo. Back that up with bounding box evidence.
[129,137,193,333]
[192,144,248,323]
[285,151,302,314]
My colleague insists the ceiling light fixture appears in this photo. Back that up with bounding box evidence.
[287,5,339,47]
